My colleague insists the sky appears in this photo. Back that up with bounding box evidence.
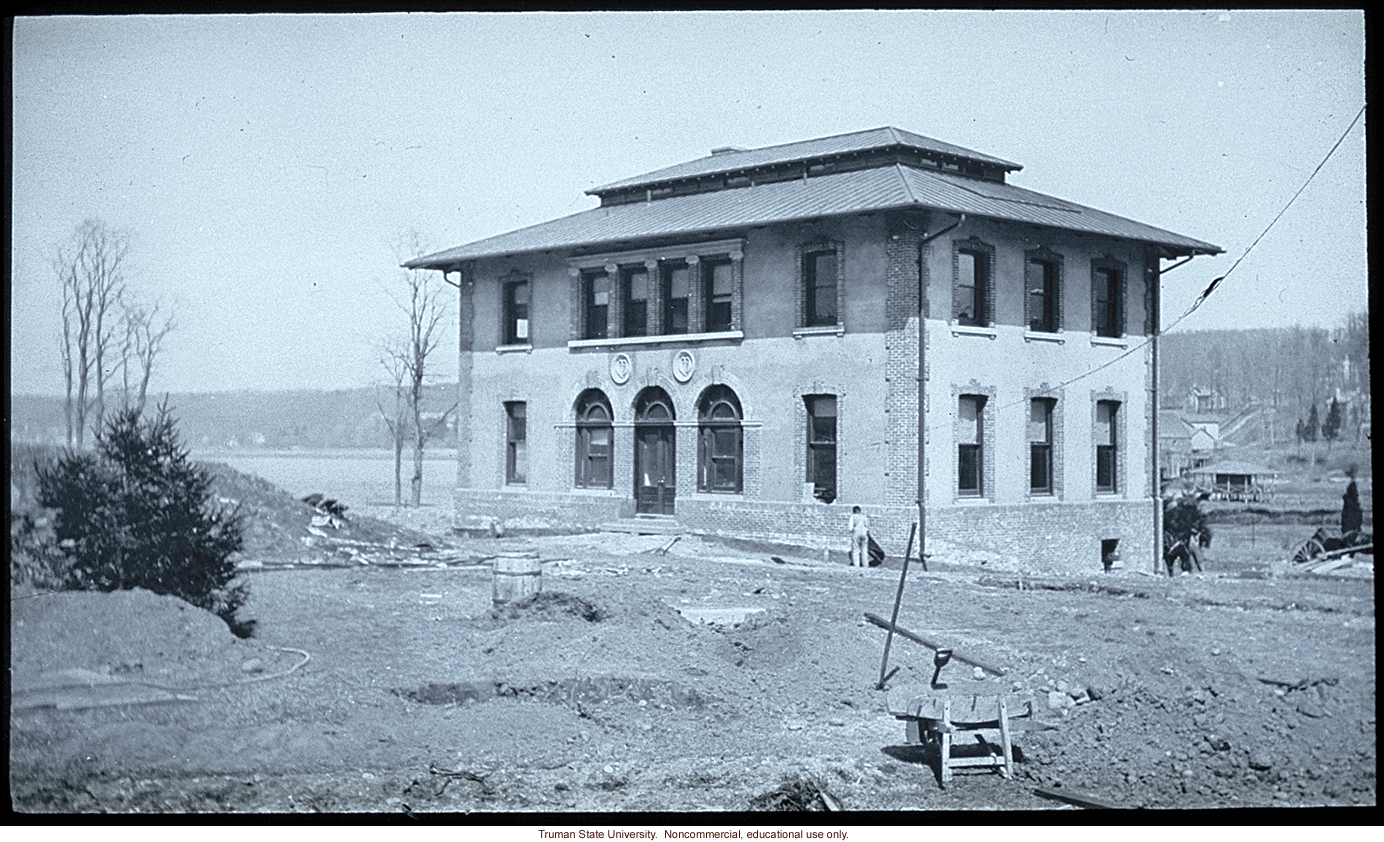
[10,10,1367,396]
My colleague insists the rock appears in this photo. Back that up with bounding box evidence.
[1248,751,1273,771]
[1086,684,1106,701]
[241,658,264,673]
[1056,680,1070,694]
[1047,690,1068,711]
[972,667,985,681]
[1067,685,1084,699]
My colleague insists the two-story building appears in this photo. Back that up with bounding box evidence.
[407,127,1220,575]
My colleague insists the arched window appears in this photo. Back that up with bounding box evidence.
[698,385,743,493]
[575,390,613,489]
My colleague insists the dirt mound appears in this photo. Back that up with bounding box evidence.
[485,591,607,623]
[10,588,291,692]
[711,609,803,669]
[203,462,441,561]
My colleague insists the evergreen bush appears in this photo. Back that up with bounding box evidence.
[34,405,251,635]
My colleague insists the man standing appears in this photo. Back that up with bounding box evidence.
[848,506,870,567]
[1341,466,1363,537]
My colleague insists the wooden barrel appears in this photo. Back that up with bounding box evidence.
[492,555,542,605]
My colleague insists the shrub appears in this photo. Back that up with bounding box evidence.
[34,405,251,635]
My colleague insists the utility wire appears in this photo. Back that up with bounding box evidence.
[995,103,1365,411]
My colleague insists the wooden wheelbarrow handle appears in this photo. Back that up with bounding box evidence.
[864,612,1008,677]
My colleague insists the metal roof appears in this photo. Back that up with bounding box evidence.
[589,126,1022,194]
[1187,461,1278,477]
[408,163,1221,269]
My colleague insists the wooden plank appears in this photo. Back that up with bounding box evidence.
[895,692,1031,722]
[1306,555,1359,574]
[863,612,1009,676]
[948,756,1005,768]
[1033,786,1123,810]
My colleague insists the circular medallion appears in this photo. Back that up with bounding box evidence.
[609,353,632,385]
[673,349,696,383]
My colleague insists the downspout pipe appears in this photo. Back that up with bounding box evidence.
[914,214,966,567]
[1150,250,1163,574]
[1149,248,1198,573]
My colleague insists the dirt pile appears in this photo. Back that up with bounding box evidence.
[202,462,453,564]
[10,517,1376,812]
[11,588,303,702]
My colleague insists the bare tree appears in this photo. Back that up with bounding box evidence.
[389,233,456,507]
[119,295,176,416]
[56,219,129,447]
[376,339,411,507]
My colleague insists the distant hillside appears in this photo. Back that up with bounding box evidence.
[1159,317,1369,444]
[10,384,460,451]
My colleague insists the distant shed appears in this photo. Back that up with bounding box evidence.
[1187,462,1277,502]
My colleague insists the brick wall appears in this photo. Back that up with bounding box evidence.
[448,213,1161,577]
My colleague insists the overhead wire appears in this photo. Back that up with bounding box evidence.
[993,103,1365,411]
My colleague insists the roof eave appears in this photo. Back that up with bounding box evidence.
[405,202,1219,269]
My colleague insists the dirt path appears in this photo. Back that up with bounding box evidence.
[10,523,1376,814]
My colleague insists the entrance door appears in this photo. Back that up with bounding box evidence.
[634,388,676,515]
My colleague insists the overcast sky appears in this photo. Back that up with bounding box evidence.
[10,10,1366,396]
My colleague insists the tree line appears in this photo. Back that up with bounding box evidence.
[1159,314,1370,445]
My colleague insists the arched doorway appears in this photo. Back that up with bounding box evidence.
[634,387,676,514]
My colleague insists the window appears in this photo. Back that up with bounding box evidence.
[1030,398,1055,494]
[502,278,530,345]
[1093,264,1124,338]
[568,239,743,343]
[703,259,734,333]
[581,269,611,340]
[505,402,527,485]
[955,246,991,326]
[805,395,837,503]
[661,263,690,335]
[1096,400,1119,492]
[958,395,985,496]
[620,266,649,337]
[698,386,742,493]
[804,249,838,327]
[1026,256,1060,333]
[575,390,613,489]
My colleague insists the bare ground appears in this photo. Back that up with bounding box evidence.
[9,499,1376,815]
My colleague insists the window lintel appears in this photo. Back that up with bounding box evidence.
[566,238,746,272]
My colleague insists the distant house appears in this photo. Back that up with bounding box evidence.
[1185,417,1220,462]
[408,127,1219,574]
[1184,385,1226,415]
[1158,410,1195,480]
